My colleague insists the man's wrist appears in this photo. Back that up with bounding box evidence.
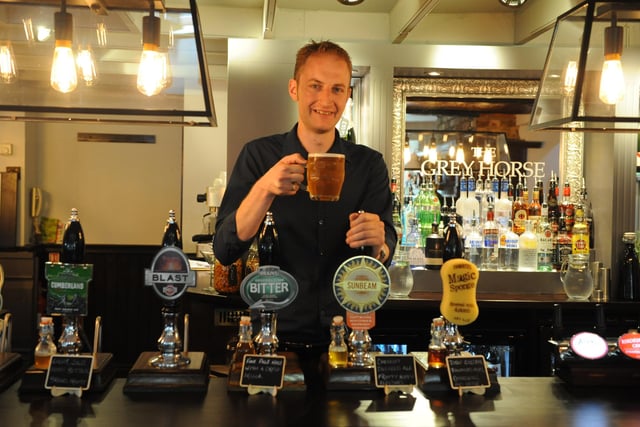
[375,244,388,262]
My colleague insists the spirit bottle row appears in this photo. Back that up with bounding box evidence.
[397,172,594,272]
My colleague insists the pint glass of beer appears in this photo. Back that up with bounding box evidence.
[307,153,345,201]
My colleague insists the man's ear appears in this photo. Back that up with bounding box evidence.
[288,78,297,101]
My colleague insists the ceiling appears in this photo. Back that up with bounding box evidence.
[194,0,516,14]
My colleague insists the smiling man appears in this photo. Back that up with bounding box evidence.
[214,40,396,388]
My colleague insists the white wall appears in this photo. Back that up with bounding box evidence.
[27,121,183,245]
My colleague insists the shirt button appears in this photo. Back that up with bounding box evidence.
[318,219,324,226]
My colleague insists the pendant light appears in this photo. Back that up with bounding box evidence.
[137,3,171,97]
[598,14,624,105]
[0,42,17,83]
[530,1,640,132]
[428,134,438,163]
[50,0,77,93]
[76,47,97,86]
[455,142,465,163]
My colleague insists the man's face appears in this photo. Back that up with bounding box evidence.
[289,53,352,136]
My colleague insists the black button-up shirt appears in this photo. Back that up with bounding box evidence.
[214,125,397,345]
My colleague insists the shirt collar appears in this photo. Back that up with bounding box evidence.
[282,124,349,160]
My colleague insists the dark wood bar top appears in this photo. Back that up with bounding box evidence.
[2,376,640,426]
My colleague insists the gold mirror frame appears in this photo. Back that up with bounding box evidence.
[391,77,584,193]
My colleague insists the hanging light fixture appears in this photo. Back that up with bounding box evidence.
[0,42,17,83]
[455,142,465,163]
[530,1,640,132]
[428,134,438,163]
[598,13,624,105]
[0,0,216,126]
[337,0,365,5]
[76,47,97,86]
[137,3,171,96]
[50,0,78,93]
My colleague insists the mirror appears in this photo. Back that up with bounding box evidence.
[391,77,584,198]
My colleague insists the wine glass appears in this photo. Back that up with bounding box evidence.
[200,244,217,294]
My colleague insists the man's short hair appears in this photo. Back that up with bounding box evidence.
[293,40,353,80]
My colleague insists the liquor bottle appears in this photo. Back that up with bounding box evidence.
[455,175,468,221]
[462,176,480,231]
[443,210,463,262]
[528,185,542,231]
[518,220,538,271]
[427,317,447,370]
[61,208,85,263]
[535,178,545,205]
[391,179,403,245]
[425,222,444,270]
[481,203,499,270]
[547,172,559,233]
[553,228,572,271]
[474,177,485,221]
[415,179,440,241]
[228,315,255,386]
[328,315,348,368]
[579,178,594,250]
[495,178,512,230]
[161,209,182,248]
[490,175,500,207]
[571,204,589,256]
[464,217,482,268]
[34,316,57,369]
[401,196,415,246]
[438,201,449,238]
[481,176,495,221]
[560,181,574,234]
[258,211,280,266]
[522,179,530,215]
[511,178,528,235]
[498,220,519,271]
[405,218,425,269]
[254,310,278,355]
[619,232,640,301]
[537,203,554,271]
[390,178,403,243]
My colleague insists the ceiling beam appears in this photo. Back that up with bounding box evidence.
[390,0,440,44]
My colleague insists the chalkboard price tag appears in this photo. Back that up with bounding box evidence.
[45,354,94,397]
[374,355,416,394]
[446,355,490,394]
[240,355,286,391]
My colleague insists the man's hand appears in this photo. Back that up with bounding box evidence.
[346,211,388,262]
[255,153,307,196]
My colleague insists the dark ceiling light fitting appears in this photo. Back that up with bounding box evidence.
[337,0,365,5]
[0,0,216,126]
[530,1,640,132]
[499,0,527,7]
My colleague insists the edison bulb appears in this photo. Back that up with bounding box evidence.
[137,47,170,96]
[76,48,97,86]
[50,40,77,93]
[599,55,624,105]
[0,44,17,83]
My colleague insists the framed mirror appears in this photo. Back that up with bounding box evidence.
[391,77,584,199]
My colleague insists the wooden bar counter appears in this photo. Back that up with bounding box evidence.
[1,376,640,426]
